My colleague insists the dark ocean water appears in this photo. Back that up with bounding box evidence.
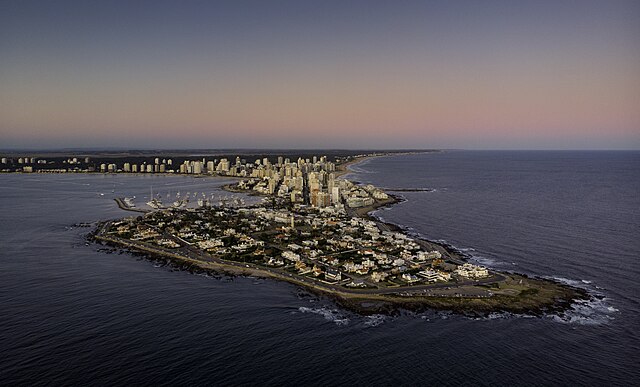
[1,151,639,386]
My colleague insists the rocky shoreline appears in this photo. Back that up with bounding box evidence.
[88,230,590,318]
[88,204,591,319]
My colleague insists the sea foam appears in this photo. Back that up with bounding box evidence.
[298,307,350,326]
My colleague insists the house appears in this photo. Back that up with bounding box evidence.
[418,270,439,282]
[355,267,369,275]
[282,251,301,262]
[417,250,442,261]
[370,271,389,283]
[295,261,311,274]
[325,269,342,281]
[287,243,303,251]
[266,257,284,267]
[455,263,489,279]
[401,273,420,283]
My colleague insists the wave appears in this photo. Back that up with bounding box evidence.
[298,307,349,326]
[466,312,536,321]
[541,276,619,325]
[363,314,386,327]
[469,255,511,268]
[347,158,375,174]
[545,276,599,290]
[348,165,373,174]
[549,297,620,326]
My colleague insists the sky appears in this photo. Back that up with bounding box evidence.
[1,0,639,150]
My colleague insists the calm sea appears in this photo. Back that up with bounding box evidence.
[1,151,639,386]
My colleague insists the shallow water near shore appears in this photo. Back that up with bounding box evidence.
[1,151,639,385]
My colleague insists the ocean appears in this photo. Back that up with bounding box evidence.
[1,151,639,386]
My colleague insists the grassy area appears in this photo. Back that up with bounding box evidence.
[329,273,589,316]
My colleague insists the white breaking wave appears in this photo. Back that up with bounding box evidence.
[550,298,620,326]
[348,164,373,174]
[548,276,586,287]
[298,307,349,326]
[363,314,386,327]
[467,312,536,321]
[547,276,597,290]
[470,255,504,267]
[543,276,619,325]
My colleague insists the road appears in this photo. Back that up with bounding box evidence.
[95,220,505,299]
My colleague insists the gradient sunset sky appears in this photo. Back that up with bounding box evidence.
[1,0,639,149]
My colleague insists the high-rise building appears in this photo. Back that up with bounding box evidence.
[290,190,302,203]
[217,159,230,173]
[311,191,331,208]
[193,161,202,174]
[268,178,277,194]
[331,187,341,204]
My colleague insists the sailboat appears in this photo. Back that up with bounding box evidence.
[146,186,163,209]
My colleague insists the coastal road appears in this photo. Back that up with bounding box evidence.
[95,221,505,299]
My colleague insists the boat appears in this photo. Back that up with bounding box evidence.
[173,198,188,208]
[147,198,163,209]
[124,197,136,208]
[146,186,164,209]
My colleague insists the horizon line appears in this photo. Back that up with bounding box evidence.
[1,147,639,153]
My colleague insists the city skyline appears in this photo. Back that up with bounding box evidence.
[1,0,639,150]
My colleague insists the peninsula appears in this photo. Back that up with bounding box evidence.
[91,153,588,316]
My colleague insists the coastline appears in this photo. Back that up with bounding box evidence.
[334,150,432,178]
[92,152,591,317]
[90,226,588,317]
[334,154,378,177]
